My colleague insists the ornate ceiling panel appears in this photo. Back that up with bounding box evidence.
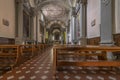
[42,4,65,19]
[39,0,70,23]
[30,0,70,20]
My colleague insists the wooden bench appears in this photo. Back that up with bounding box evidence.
[0,45,40,69]
[53,45,120,77]
[17,45,40,64]
[0,45,20,70]
[38,44,52,53]
[19,44,51,63]
[0,44,51,74]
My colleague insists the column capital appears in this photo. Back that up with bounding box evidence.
[30,8,39,16]
[80,0,87,5]
[72,7,76,17]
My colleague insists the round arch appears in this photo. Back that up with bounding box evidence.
[46,20,66,29]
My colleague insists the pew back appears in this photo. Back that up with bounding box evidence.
[0,44,51,74]
[0,45,19,69]
[53,45,120,76]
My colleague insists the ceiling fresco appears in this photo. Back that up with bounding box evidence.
[28,0,77,32]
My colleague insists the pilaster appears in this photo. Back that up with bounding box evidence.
[79,0,87,46]
[100,0,114,60]
[15,1,24,44]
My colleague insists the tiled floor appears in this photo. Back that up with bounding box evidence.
[56,66,120,80]
[0,48,120,80]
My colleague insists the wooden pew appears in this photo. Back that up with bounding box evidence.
[33,45,39,56]
[19,44,51,64]
[38,44,52,53]
[0,44,51,74]
[39,44,45,53]
[18,45,39,64]
[0,45,20,70]
[53,45,120,77]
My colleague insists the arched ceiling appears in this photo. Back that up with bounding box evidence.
[38,0,70,24]
[52,29,61,34]
[46,20,65,29]
[29,0,76,25]
[50,24,61,32]
[28,0,77,34]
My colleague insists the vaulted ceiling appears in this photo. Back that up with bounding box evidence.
[29,0,77,33]
[29,0,76,24]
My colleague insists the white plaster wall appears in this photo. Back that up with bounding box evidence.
[115,0,120,33]
[0,0,15,38]
[87,0,100,38]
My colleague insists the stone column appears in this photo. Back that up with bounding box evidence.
[30,16,34,40]
[69,15,73,44]
[61,30,64,44]
[74,15,78,44]
[15,0,24,44]
[76,14,80,44]
[48,30,52,43]
[100,0,114,60]
[79,0,87,46]
[65,28,68,44]
[71,7,77,44]
[66,27,68,44]
[36,15,38,44]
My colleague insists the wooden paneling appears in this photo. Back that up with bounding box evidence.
[0,37,15,44]
[113,34,120,46]
[87,34,120,46]
[87,37,100,45]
